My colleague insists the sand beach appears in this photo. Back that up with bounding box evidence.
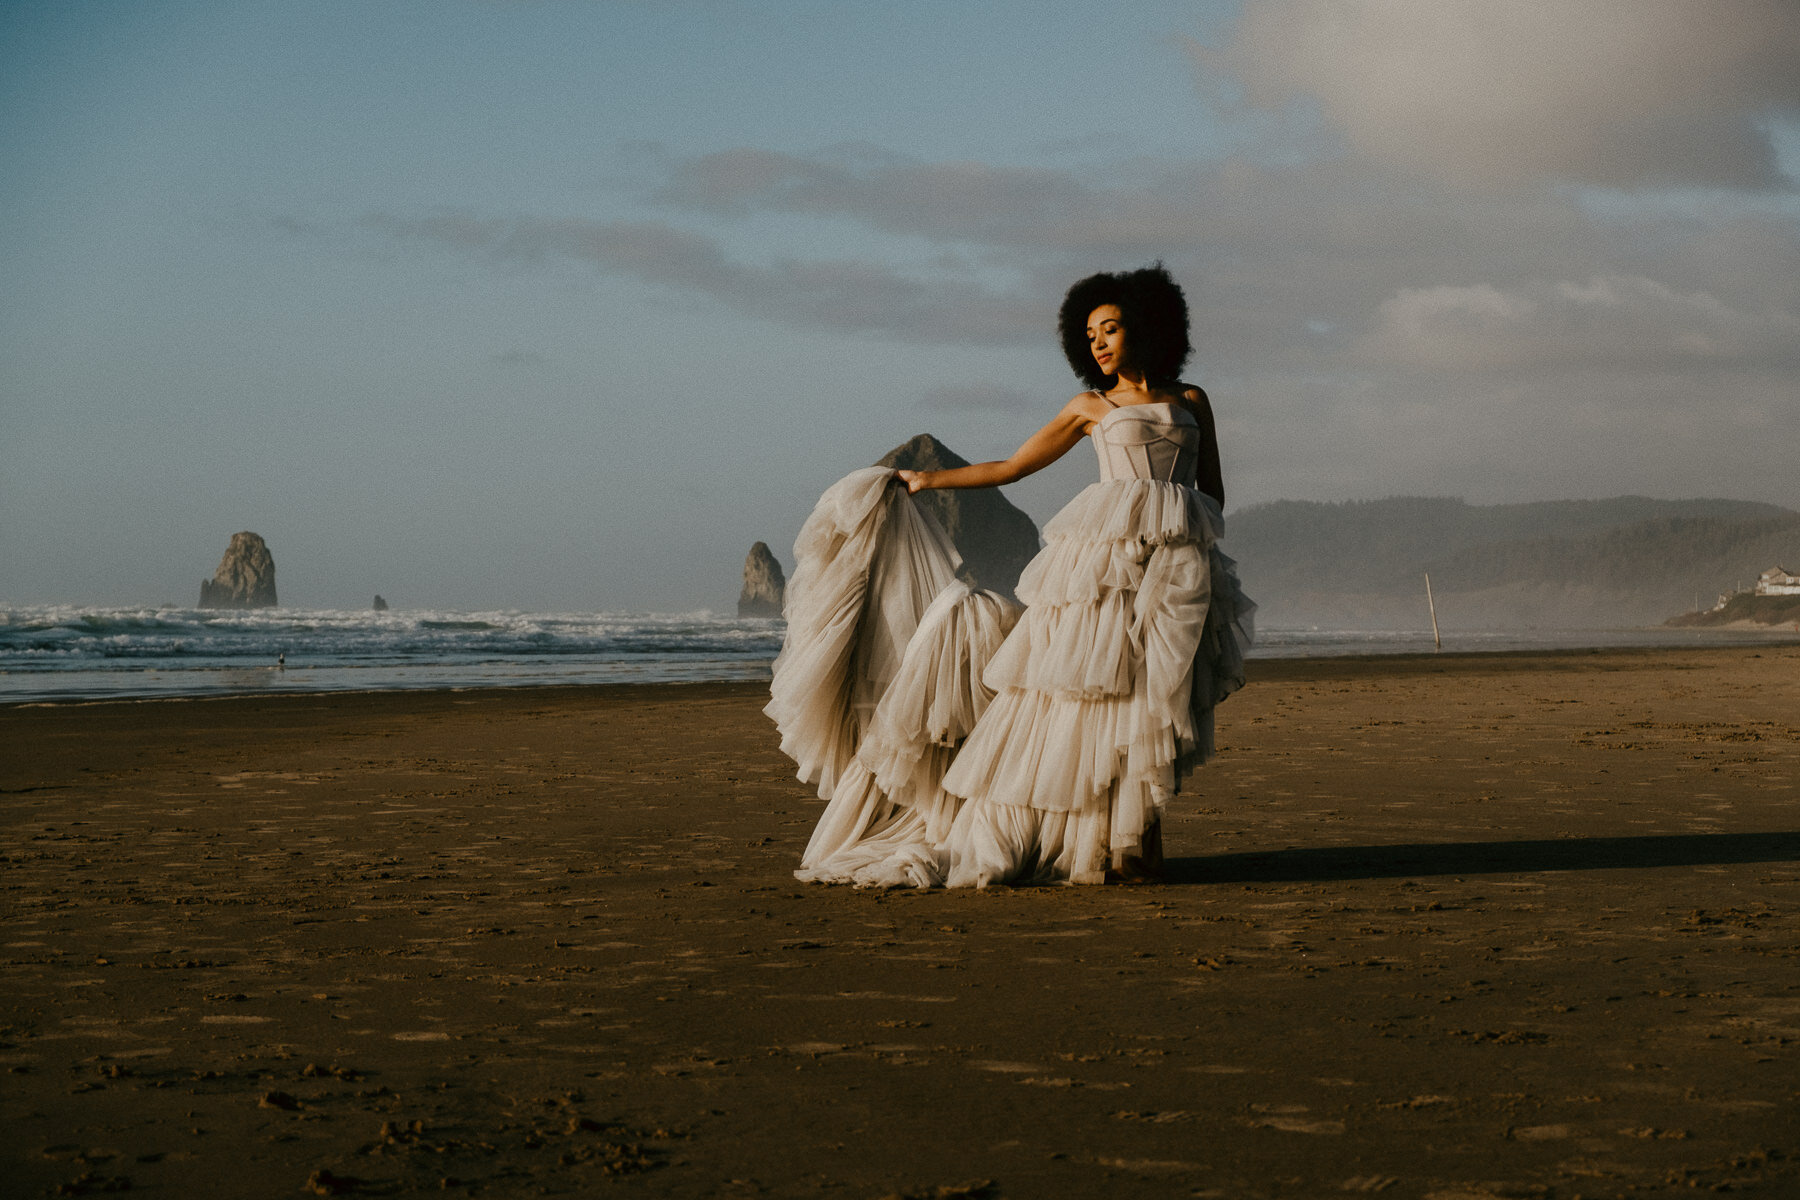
[3,645,1797,1198]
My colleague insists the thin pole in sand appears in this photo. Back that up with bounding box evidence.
[1425,572,1442,651]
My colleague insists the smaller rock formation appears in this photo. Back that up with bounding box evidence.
[372,595,390,612]
[199,531,277,609]
[739,542,786,617]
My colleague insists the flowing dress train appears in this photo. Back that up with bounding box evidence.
[767,401,1253,887]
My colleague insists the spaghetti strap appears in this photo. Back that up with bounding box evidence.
[1092,389,1120,409]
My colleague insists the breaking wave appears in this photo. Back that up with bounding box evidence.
[0,605,784,702]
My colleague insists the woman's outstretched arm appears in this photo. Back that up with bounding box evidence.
[895,394,1103,493]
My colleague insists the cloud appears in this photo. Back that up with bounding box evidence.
[647,144,1248,264]
[351,146,1800,388]
[358,211,1041,345]
[1193,0,1800,190]
[652,146,1113,248]
[629,148,1625,356]
[1358,273,1800,371]
[340,126,1799,513]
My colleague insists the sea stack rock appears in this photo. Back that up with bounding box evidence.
[198,531,277,609]
[372,595,389,612]
[739,542,786,617]
[879,434,1041,598]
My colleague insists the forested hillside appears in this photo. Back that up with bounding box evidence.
[1227,496,1800,629]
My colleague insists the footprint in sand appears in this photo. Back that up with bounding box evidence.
[784,1042,846,1056]
[1245,1105,1344,1134]
[1509,1123,1572,1140]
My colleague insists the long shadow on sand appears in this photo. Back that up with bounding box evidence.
[1168,831,1800,885]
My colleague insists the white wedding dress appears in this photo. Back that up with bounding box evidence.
[766,400,1253,888]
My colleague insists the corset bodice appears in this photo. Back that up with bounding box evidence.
[1090,402,1200,485]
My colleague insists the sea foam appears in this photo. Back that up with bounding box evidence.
[0,605,784,702]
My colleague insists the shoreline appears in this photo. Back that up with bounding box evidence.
[8,636,1799,710]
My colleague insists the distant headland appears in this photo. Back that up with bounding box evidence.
[1224,496,1800,630]
[1666,566,1800,629]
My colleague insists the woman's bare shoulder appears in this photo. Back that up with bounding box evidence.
[1173,382,1214,421]
[1066,390,1113,424]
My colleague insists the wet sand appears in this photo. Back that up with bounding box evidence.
[2,646,1797,1198]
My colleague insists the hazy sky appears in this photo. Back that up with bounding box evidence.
[4,0,1797,611]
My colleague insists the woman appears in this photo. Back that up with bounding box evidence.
[769,264,1251,887]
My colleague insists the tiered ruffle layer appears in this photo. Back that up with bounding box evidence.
[764,468,961,804]
[794,580,1022,888]
[938,479,1252,885]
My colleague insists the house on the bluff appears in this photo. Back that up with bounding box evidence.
[1755,566,1800,596]
[1708,565,1800,610]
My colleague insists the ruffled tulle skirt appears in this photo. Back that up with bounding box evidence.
[767,468,1253,888]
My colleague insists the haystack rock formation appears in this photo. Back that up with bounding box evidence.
[739,542,786,617]
[198,531,278,609]
[372,595,389,612]
[878,434,1041,598]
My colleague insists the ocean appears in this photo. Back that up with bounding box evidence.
[0,606,782,704]
[2,604,1793,704]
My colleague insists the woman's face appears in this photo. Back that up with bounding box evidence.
[1086,304,1128,376]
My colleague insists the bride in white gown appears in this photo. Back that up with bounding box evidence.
[765,265,1253,888]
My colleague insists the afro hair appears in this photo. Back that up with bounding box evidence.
[1058,263,1192,390]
